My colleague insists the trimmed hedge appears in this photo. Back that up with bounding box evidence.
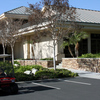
[14,65,78,81]
[40,58,53,60]
[35,69,78,80]
[79,53,100,58]
[14,65,43,73]
[14,72,35,81]
[14,61,21,66]
[0,61,13,75]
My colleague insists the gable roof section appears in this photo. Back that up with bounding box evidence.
[43,6,100,24]
[76,8,100,24]
[4,6,30,15]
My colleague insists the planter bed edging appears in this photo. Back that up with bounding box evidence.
[14,60,61,68]
[62,58,100,73]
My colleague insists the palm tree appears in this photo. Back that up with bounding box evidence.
[62,31,89,57]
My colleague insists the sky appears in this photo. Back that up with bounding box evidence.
[0,0,100,15]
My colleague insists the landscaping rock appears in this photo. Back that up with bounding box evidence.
[14,64,19,67]
[24,70,31,75]
[31,68,38,75]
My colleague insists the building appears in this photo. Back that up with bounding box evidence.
[0,6,100,60]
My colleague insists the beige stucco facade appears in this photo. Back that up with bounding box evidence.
[13,29,100,60]
[14,34,65,60]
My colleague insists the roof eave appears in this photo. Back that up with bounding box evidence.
[4,13,30,19]
[75,21,100,26]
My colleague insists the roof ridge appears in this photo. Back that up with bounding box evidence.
[76,7,100,12]
[4,6,27,14]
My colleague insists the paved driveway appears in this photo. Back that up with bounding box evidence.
[0,77,100,100]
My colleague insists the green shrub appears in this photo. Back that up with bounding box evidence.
[0,61,13,75]
[14,72,35,81]
[79,53,100,58]
[14,65,43,73]
[13,64,78,81]
[35,69,78,79]
[31,65,44,70]
[35,70,53,79]
[15,58,35,60]
[53,69,78,78]
[15,58,25,60]
[40,58,53,60]
[14,61,21,66]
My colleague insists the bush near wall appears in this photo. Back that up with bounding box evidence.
[14,73,35,81]
[13,64,78,81]
[79,53,100,58]
[35,69,78,80]
[40,58,53,60]
[0,61,78,81]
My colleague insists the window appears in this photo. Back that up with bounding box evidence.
[91,34,100,54]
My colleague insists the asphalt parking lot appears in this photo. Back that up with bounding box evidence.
[0,77,100,100]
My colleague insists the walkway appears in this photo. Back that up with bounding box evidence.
[67,68,100,79]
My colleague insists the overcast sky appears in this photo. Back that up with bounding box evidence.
[0,0,100,14]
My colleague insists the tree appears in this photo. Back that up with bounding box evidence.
[0,18,23,64]
[0,19,8,62]
[62,31,89,57]
[28,0,77,70]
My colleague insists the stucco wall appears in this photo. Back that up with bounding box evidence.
[14,37,28,59]
[14,41,24,59]
[62,58,100,73]
[31,36,58,60]
[14,36,58,60]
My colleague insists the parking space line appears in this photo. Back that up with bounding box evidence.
[64,80,91,85]
[32,82,61,90]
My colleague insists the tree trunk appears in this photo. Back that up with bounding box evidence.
[11,46,14,65]
[68,46,74,58]
[53,39,56,70]
[11,46,15,77]
[2,44,5,62]
[75,42,79,57]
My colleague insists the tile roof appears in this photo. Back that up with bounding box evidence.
[4,6,100,24]
[5,6,30,15]
[76,8,100,24]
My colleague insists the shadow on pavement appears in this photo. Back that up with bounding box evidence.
[0,85,54,96]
